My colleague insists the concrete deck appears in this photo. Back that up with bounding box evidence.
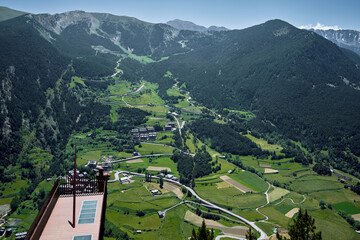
[40,194,104,240]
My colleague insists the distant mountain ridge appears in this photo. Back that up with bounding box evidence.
[1,9,360,168]
[166,19,228,32]
[309,28,360,55]
[0,6,27,22]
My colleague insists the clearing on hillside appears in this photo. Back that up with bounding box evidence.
[264,168,279,174]
[260,164,271,168]
[269,188,290,202]
[220,175,253,193]
[147,166,171,172]
[164,182,184,199]
[216,181,232,189]
[126,159,144,163]
[184,211,248,238]
[352,213,360,221]
[285,208,299,218]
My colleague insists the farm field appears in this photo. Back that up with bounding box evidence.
[244,134,283,153]
[18,77,359,240]
[121,156,179,178]
[96,86,360,240]
[194,183,267,210]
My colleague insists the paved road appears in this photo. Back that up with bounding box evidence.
[122,96,131,107]
[180,120,186,129]
[114,171,268,240]
[141,142,195,157]
[255,183,271,221]
[215,235,246,240]
[171,113,182,136]
[110,153,173,164]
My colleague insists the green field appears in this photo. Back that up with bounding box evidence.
[268,188,290,202]
[106,178,193,239]
[195,183,267,210]
[274,199,297,214]
[121,156,179,177]
[255,222,275,236]
[291,178,343,193]
[333,201,360,214]
[135,143,173,155]
[107,81,133,95]
[245,134,283,152]
[229,170,269,192]
[70,76,86,89]
[78,150,102,165]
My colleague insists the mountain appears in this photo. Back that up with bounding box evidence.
[143,20,360,153]
[1,10,360,173]
[0,6,27,22]
[0,10,213,166]
[166,19,228,31]
[309,28,360,55]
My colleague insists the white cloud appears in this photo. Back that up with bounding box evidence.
[299,22,341,31]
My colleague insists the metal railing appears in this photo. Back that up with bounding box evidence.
[25,176,108,240]
[24,180,60,240]
[58,176,105,196]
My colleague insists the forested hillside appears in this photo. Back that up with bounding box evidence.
[1,8,360,239]
[143,20,360,154]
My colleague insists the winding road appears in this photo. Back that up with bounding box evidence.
[111,170,268,239]
[110,153,173,164]
[255,183,271,222]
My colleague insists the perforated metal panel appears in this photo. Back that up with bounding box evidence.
[78,200,97,224]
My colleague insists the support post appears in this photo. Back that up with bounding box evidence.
[73,140,77,228]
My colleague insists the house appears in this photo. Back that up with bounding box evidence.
[133,152,140,156]
[227,170,233,174]
[15,232,27,240]
[132,132,140,141]
[165,174,174,179]
[148,132,157,140]
[172,177,179,182]
[131,128,139,134]
[120,177,130,183]
[147,126,155,132]
[164,124,173,131]
[68,170,80,178]
[136,230,142,234]
[151,189,159,195]
[158,211,165,218]
[140,133,149,141]
[102,161,113,171]
[87,160,98,168]
[139,127,147,133]
[167,122,176,127]
[131,126,158,142]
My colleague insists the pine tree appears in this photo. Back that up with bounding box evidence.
[276,209,322,240]
[245,228,256,240]
[159,176,164,189]
[190,219,214,240]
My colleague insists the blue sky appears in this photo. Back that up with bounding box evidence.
[1,0,359,30]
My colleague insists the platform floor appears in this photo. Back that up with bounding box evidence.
[40,194,104,240]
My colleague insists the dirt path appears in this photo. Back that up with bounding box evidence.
[285,208,299,218]
[147,166,171,172]
[164,182,184,199]
[185,211,248,238]
[220,175,253,193]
